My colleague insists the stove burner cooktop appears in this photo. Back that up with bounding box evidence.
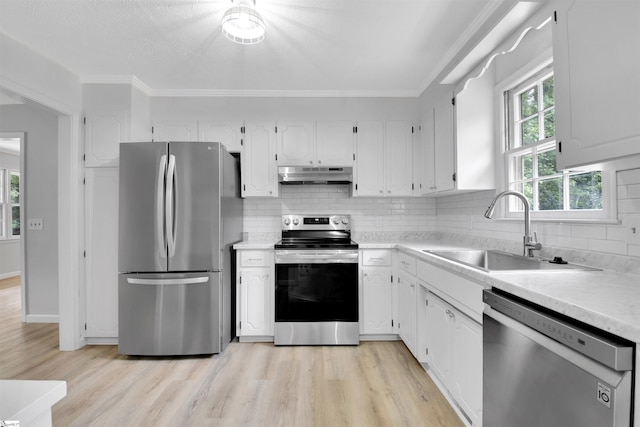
[275,214,358,250]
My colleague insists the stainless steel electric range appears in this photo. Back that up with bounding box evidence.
[274,214,359,345]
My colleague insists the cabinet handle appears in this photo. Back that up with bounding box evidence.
[446,309,455,319]
[410,283,415,288]
[369,257,384,261]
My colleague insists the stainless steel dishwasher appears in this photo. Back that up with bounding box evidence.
[483,289,634,427]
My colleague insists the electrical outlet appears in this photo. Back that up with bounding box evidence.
[27,218,43,230]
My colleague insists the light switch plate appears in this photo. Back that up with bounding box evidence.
[27,218,43,230]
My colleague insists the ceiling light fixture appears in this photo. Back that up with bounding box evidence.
[221,0,266,45]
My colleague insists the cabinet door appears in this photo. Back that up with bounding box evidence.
[85,168,119,338]
[242,122,278,197]
[452,312,483,427]
[353,121,385,196]
[397,273,417,356]
[419,111,436,195]
[316,121,355,166]
[84,110,129,167]
[426,292,453,389]
[239,268,273,336]
[554,0,640,169]
[199,121,243,153]
[385,121,414,196]
[434,96,455,192]
[152,122,197,142]
[362,267,393,334]
[276,121,315,166]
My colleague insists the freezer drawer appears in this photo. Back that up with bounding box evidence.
[118,272,222,356]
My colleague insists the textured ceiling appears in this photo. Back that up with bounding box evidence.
[0,0,514,96]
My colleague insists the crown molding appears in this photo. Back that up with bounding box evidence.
[80,75,153,95]
[149,88,421,98]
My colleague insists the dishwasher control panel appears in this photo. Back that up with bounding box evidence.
[483,289,633,371]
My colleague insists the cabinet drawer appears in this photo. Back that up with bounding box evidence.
[398,252,417,276]
[361,250,392,266]
[239,251,272,267]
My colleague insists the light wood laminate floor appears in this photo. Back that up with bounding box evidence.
[0,278,463,426]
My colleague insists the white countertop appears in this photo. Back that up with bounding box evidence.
[235,238,640,343]
[0,380,67,425]
[396,242,640,344]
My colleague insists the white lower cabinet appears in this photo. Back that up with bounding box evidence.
[361,250,393,336]
[424,289,482,427]
[397,272,417,357]
[361,267,393,335]
[236,250,274,340]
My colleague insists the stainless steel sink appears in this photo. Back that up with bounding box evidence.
[423,249,600,272]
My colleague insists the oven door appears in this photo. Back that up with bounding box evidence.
[274,250,358,323]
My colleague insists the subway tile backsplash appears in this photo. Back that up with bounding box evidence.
[243,167,640,274]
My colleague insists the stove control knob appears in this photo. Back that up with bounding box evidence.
[332,217,340,225]
[283,217,291,226]
[292,217,300,226]
[342,217,349,225]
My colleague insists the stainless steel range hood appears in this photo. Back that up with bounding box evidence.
[278,166,353,185]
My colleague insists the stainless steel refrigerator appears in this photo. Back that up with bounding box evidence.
[118,141,243,356]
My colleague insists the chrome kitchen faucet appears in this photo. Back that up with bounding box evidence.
[484,190,542,257]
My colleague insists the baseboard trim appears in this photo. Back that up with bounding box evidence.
[25,314,59,323]
[0,271,20,280]
[85,337,118,345]
[359,334,401,341]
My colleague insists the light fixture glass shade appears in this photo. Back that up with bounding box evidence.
[221,0,266,45]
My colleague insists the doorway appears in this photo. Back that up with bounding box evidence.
[0,132,25,318]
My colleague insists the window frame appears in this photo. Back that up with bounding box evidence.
[498,59,616,222]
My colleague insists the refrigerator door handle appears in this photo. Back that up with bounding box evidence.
[156,154,168,258]
[127,277,210,285]
[166,154,177,258]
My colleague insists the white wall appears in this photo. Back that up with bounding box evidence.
[0,150,21,278]
[242,185,437,242]
[0,104,59,316]
[429,13,640,274]
[435,167,640,274]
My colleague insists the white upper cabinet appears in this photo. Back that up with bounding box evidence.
[385,121,415,196]
[315,121,355,166]
[353,121,414,197]
[433,96,456,193]
[199,121,243,153]
[83,83,150,167]
[553,0,640,169]
[423,85,495,196]
[84,110,129,167]
[353,121,385,196]
[276,121,316,166]
[152,122,198,142]
[276,121,354,167]
[416,112,436,195]
[242,122,278,197]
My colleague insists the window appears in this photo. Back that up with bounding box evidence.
[0,169,20,239]
[504,67,608,220]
